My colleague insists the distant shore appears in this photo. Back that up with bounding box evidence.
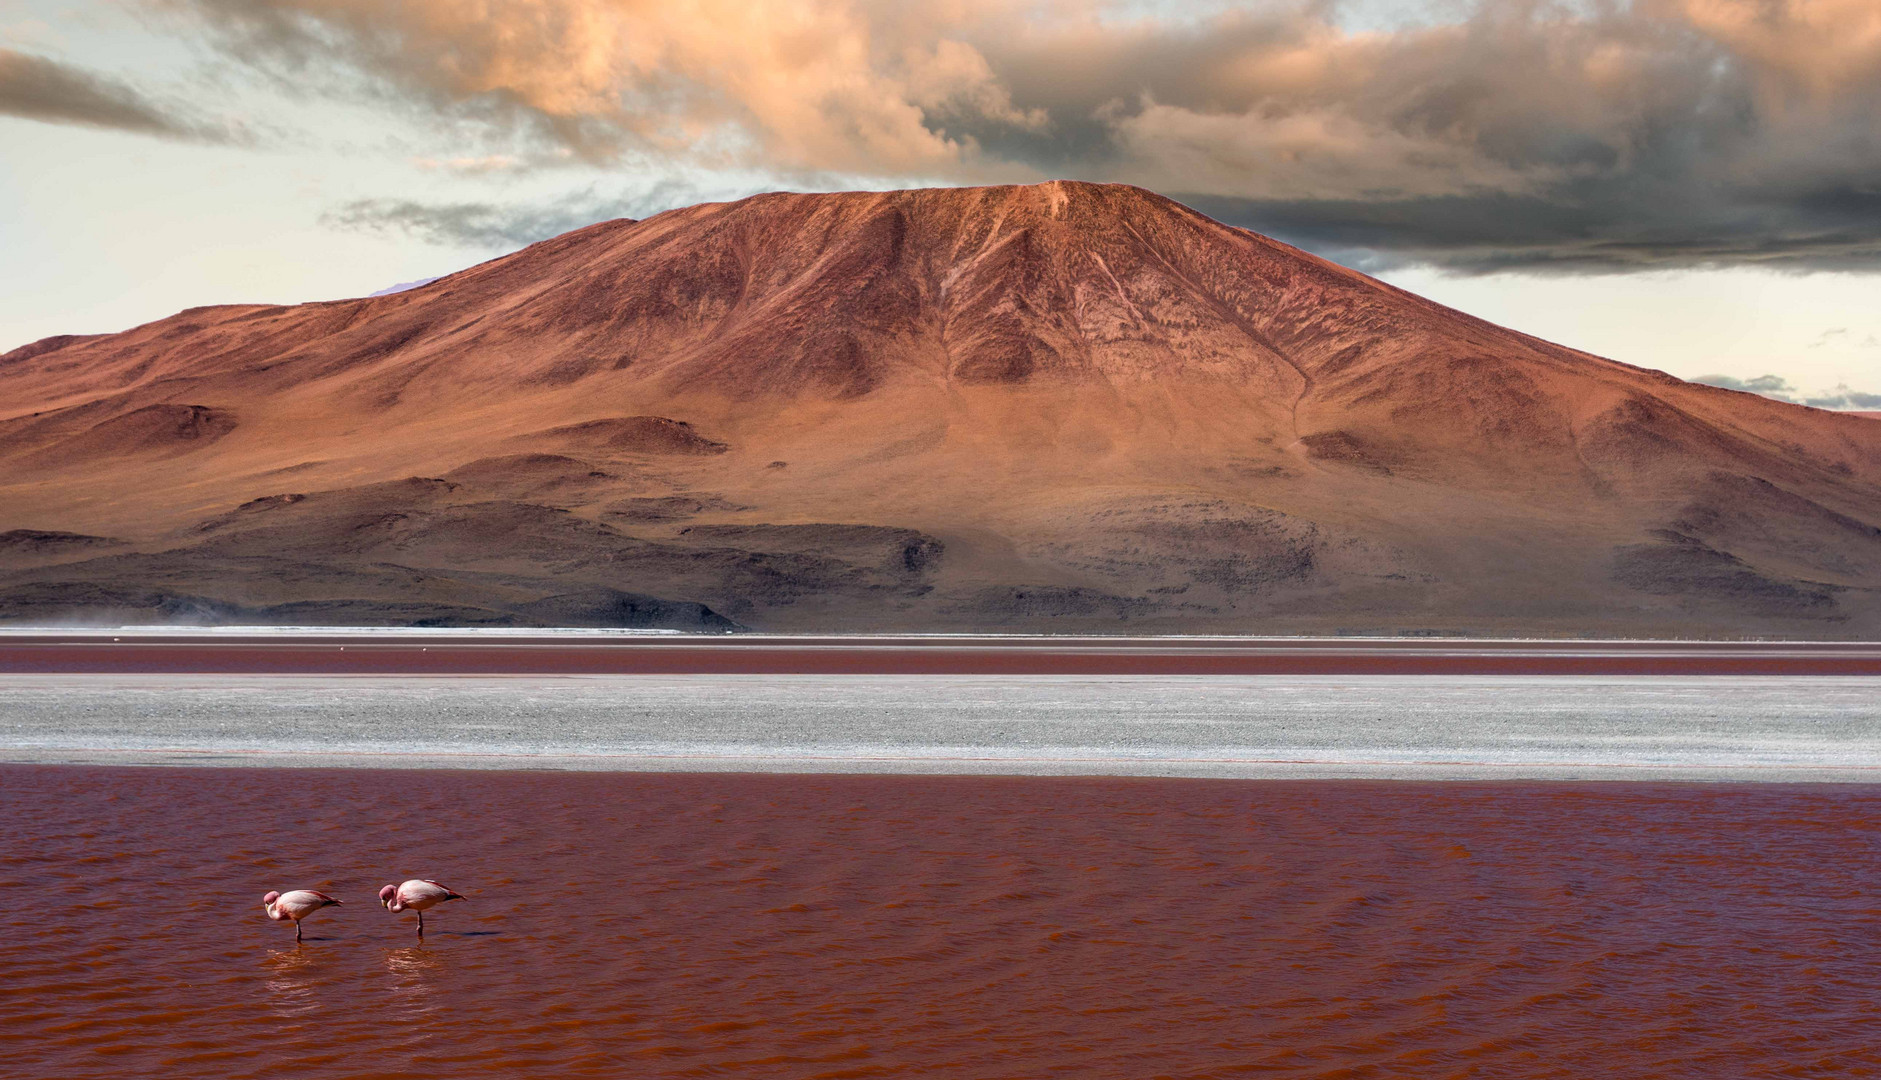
[3,631,1880,676]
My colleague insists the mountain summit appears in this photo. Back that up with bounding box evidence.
[3,182,1878,634]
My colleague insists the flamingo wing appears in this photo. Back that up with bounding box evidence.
[275,890,342,918]
[417,879,467,901]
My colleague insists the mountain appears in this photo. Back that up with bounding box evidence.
[367,276,441,298]
[3,181,1879,634]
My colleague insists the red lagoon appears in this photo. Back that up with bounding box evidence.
[3,766,1878,1077]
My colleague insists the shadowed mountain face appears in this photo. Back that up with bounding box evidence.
[3,182,1879,634]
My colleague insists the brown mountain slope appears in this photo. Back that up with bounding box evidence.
[2,181,1878,634]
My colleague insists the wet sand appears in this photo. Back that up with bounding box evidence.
[4,632,1881,675]
[5,766,1878,1079]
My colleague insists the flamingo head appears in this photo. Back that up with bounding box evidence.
[379,884,399,910]
[262,890,280,907]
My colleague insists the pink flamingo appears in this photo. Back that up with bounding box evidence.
[379,879,467,937]
[261,890,343,942]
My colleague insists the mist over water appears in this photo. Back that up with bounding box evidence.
[4,767,1879,1078]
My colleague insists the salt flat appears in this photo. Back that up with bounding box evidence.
[2,674,1878,780]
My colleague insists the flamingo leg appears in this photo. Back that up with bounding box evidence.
[296,921,303,943]
[417,910,424,938]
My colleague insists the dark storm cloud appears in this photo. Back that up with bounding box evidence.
[156,0,1881,270]
[969,1,1881,273]
[1177,187,1881,274]
[0,48,233,141]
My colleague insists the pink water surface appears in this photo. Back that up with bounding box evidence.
[4,765,1879,1077]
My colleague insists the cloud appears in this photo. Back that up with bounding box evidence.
[409,154,527,174]
[1694,374,1881,410]
[1804,385,1881,409]
[319,179,744,247]
[0,48,234,140]
[157,0,1046,173]
[154,0,1881,270]
[1811,328,1850,348]
[1692,374,1797,400]
[1807,327,1881,350]
[1798,389,1881,406]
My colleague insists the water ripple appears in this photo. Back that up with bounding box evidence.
[3,766,1880,1077]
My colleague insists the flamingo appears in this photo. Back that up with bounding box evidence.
[261,890,343,942]
[379,879,466,937]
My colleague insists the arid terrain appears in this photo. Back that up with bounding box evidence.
[2,182,1878,635]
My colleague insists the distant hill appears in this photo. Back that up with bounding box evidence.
[2,182,1878,634]
[367,277,441,297]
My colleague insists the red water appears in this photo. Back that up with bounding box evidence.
[4,767,1879,1078]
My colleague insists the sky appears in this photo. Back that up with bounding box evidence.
[3,0,1880,407]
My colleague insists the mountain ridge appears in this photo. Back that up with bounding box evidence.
[2,181,1878,634]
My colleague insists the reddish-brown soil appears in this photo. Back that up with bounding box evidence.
[2,182,1878,634]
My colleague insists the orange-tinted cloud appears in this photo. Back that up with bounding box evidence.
[1670,0,1881,102]
[158,0,1881,269]
[163,0,1051,173]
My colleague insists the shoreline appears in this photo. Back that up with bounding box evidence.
[5,632,1881,675]
[9,747,1881,783]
